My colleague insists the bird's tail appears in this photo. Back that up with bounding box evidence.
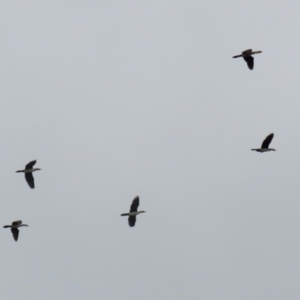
[120,213,129,216]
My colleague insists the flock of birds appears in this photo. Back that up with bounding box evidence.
[4,160,147,241]
[3,48,268,241]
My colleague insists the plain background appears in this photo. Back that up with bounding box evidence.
[1,1,300,299]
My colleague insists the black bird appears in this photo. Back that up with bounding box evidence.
[233,49,262,70]
[121,196,146,227]
[16,160,41,189]
[252,133,276,153]
[3,220,28,241]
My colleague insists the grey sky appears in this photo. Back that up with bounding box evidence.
[1,1,300,299]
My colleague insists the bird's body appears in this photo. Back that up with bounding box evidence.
[121,196,146,227]
[16,160,41,189]
[22,168,38,173]
[252,133,276,153]
[253,148,272,153]
[232,49,262,70]
[3,220,28,241]
[127,212,141,217]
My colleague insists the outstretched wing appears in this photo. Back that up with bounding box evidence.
[25,160,36,170]
[261,133,274,149]
[130,196,139,213]
[11,228,19,241]
[128,216,136,227]
[243,56,254,70]
[12,220,22,226]
[25,173,35,189]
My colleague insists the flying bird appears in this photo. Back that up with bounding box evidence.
[121,196,146,227]
[16,160,41,189]
[252,133,276,153]
[3,220,28,241]
[232,49,262,70]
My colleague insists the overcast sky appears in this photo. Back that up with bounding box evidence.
[1,1,300,299]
